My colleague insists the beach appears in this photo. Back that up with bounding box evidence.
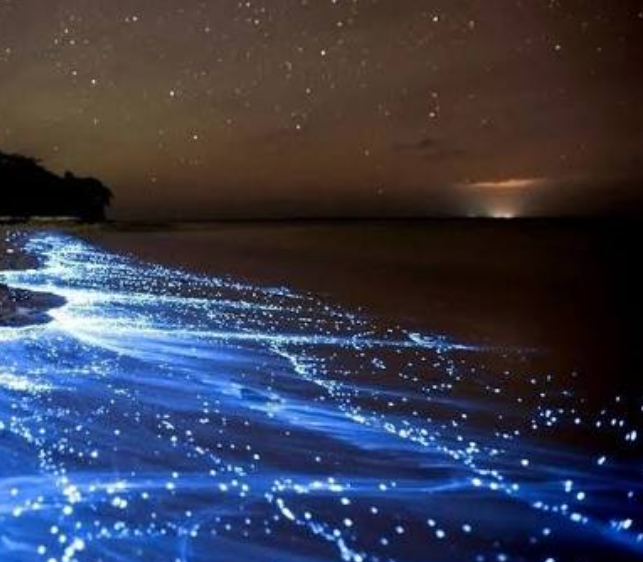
[1,220,641,562]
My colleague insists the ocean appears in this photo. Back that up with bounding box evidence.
[0,220,641,562]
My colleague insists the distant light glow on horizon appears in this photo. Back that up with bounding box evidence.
[489,208,518,219]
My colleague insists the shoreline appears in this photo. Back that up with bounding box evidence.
[0,230,66,327]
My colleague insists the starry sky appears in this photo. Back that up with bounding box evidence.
[0,0,642,219]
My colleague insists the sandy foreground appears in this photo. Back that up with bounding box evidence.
[0,229,65,326]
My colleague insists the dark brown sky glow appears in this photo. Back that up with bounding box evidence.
[1,1,642,218]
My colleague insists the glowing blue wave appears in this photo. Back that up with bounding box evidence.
[0,232,641,562]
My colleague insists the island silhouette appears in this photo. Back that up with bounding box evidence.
[0,150,113,222]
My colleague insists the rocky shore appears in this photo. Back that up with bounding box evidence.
[0,231,66,327]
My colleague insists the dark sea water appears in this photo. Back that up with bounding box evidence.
[0,221,641,562]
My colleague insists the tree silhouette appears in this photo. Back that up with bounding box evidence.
[0,150,113,222]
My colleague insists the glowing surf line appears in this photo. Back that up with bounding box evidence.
[0,232,641,562]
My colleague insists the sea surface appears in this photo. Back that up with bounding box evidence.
[0,220,641,562]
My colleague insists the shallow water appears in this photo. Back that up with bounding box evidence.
[0,230,641,562]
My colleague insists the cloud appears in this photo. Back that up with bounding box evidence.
[393,137,466,160]
[393,137,438,152]
[462,177,548,190]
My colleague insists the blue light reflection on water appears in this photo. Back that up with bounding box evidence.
[0,232,641,562]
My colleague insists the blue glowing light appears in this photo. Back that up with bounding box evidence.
[0,232,641,562]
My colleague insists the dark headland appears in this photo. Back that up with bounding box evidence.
[0,150,113,222]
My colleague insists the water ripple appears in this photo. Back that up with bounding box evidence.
[0,232,641,562]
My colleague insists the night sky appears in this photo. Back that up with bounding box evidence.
[0,1,641,219]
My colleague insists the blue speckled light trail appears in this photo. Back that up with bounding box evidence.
[0,232,641,562]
